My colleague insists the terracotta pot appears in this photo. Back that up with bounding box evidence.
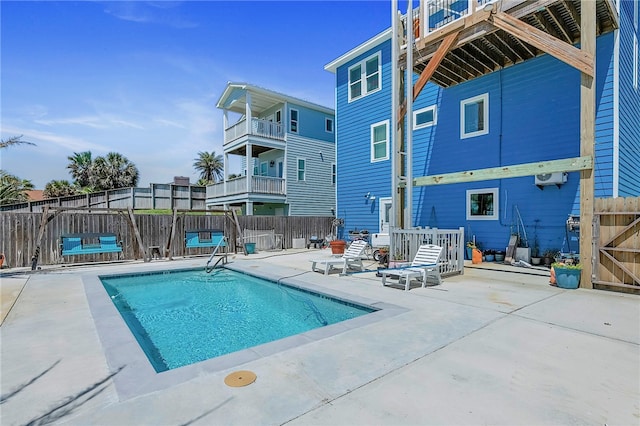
[330,240,346,254]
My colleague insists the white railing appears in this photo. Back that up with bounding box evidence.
[224,119,248,144]
[390,227,465,277]
[251,176,285,194]
[206,176,285,198]
[251,119,285,140]
[224,118,285,145]
[405,0,497,39]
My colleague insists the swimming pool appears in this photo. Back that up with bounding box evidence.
[100,268,376,372]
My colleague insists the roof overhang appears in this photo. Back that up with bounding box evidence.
[216,82,334,115]
[324,29,392,74]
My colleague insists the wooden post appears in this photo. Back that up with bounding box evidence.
[580,0,596,289]
[127,207,148,262]
[166,208,178,260]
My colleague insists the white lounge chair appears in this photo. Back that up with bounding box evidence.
[381,244,443,290]
[310,239,368,275]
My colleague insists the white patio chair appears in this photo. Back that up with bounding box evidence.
[381,244,443,290]
[310,239,368,275]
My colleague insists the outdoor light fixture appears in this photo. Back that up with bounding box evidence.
[365,192,371,199]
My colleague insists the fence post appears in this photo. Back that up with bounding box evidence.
[458,226,465,274]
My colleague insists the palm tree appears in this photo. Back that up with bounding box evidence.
[193,151,223,184]
[90,152,139,190]
[0,135,36,149]
[0,136,36,205]
[0,170,34,205]
[43,180,79,198]
[67,151,93,188]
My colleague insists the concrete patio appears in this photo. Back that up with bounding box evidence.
[1,249,638,425]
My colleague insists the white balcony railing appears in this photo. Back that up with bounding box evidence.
[206,176,286,198]
[405,0,497,39]
[224,118,285,145]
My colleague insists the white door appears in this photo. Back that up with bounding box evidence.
[379,197,392,233]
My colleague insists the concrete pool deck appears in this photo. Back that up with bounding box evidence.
[1,249,638,425]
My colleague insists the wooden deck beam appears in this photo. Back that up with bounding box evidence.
[490,11,594,77]
[411,156,592,187]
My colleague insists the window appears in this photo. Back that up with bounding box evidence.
[297,158,306,181]
[260,162,268,176]
[460,93,489,139]
[466,188,498,220]
[348,52,381,102]
[275,110,281,123]
[326,118,333,133]
[413,105,437,129]
[290,109,298,133]
[332,163,336,185]
[370,120,389,162]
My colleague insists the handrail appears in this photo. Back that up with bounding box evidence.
[205,236,227,273]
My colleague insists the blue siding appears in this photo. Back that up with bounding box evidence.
[287,103,334,143]
[618,0,640,196]
[335,39,393,234]
[334,26,621,253]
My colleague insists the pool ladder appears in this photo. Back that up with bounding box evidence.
[205,236,227,274]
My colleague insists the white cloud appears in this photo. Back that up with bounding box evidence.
[102,2,198,29]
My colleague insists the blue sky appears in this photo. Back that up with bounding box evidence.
[1,1,401,188]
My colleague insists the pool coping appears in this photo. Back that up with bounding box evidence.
[84,262,407,401]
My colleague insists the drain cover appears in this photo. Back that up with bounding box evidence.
[224,370,257,387]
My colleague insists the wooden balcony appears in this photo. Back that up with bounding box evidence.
[206,176,286,199]
[403,0,618,87]
[224,118,285,146]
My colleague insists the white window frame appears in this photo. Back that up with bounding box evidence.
[460,93,489,139]
[370,120,390,162]
[290,108,299,134]
[297,157,306,181]
[348,52,381,102]
[466,188,499,221]
[260,161,268,176]
[275,109,282,123]
[413,105,437,130]
[325,118,334,133]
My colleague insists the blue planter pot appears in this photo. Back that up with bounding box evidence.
[555,267,581,289]
[485,254,495,262]
[466,247,473,260]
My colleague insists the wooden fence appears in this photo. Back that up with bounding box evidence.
[593,197,639,293]
[0,211,333,268]
[0,184,207,212]
[391,227,465,277]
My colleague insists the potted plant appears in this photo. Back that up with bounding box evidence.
[494,250,505,262]
[531,237,541,265]
[484,249,495,262]
[330,218,346,254]
[389,250,408,268]
[552,262,582,289]
[543,248,559,266]
[466,241,478,260]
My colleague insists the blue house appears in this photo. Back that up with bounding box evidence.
[206,83,336,216]
[325,0,639,255]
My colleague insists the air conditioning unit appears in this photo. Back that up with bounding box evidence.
[535,172,567,186]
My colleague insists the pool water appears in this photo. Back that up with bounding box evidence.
[100,268,375,372]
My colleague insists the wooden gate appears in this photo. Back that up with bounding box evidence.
[593,197,640,293]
